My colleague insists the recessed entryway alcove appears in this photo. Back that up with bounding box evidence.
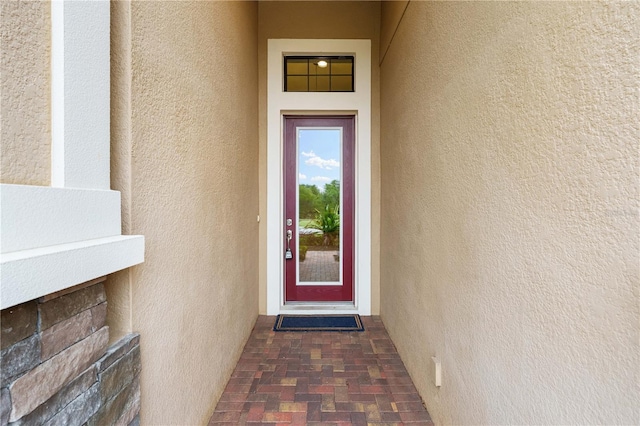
[265,38,373,315]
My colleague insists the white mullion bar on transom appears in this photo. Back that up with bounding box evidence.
[51,0,110,189]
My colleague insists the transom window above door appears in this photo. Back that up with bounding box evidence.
[284,56,354,92]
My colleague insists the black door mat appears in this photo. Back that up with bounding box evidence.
[273,314,364,332]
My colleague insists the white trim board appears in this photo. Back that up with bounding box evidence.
[1,185,121,253]
[266,39,372,315]
[0,184,145,310]
[52,0,110,189]
[1,235,144,310]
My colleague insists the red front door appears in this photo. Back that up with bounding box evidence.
[284,116,355,302]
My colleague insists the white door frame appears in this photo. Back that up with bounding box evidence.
[266,39,372,315]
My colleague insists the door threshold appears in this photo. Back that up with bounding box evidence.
[280,303,359,315]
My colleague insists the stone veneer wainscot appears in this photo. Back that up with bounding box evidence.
[0,279,141,425]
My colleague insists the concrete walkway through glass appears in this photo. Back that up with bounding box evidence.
[209,316,434,425]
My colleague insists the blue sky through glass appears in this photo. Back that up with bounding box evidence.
[298,129,341,191]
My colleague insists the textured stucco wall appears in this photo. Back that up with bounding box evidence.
[380,0,407,65]
[106,0,134,344]
[108,2,259,424]
[257,1,381,314]
[380,2,639,425]
[1,0,51,185]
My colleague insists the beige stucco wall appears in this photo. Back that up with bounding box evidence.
[257,1,381,314]
[380,0,407,65]
[106,0,134,344]
[1,0,51,186]
[381,2,639,425]
[108,2,259,424]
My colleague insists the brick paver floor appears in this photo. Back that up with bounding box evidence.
[209,316,434,425]
[299,250,340,282]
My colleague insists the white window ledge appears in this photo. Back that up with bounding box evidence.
[0,184,145,310]
[1,235,144,310]
[1,184,122,253]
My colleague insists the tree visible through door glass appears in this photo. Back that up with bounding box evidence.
[297,129,341,284]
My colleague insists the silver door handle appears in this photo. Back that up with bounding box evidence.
[285,230,293,260]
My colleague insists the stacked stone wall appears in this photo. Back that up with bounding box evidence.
[1,280,140,425]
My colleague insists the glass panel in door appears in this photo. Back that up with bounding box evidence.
[297,128,341,286]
